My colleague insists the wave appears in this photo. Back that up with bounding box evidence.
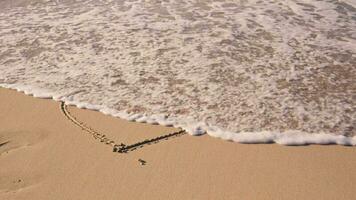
[2,83,355,146]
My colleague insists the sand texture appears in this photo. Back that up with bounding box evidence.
[0,88,356,200]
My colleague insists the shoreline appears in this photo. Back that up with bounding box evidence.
[1,87,356,199]
[1,84,355,146]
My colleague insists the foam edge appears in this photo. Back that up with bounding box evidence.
[1,83,355,146]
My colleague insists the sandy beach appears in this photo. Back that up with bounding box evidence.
[1,0,356,199]
[0,87,355,200]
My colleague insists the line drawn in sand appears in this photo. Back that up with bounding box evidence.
[60,102,187,154]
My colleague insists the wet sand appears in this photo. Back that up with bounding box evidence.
[1,87,356,200]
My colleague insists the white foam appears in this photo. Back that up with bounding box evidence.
[1,83,355,146]
[340,0,356,8]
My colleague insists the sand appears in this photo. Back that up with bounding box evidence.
[1,87,356,200]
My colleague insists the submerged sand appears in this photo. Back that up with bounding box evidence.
[1,87,356,200]
[1,0,355,138]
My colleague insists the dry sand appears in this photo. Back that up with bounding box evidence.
[1,87,356,200]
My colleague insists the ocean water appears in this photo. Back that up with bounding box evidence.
[0,0,355,145]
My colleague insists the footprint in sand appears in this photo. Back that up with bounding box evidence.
[0,130,46,194]
[0,130,47,155]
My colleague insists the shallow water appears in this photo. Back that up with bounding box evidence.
[0,0,355,144]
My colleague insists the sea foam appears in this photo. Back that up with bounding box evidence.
[0,0,355,145]
[1,83,355,146]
